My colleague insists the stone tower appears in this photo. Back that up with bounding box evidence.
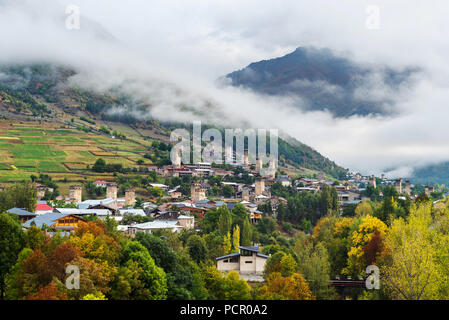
[191,183,206,203]
[36,186,47,201]
[405,180,411,196]
[69,186,82,203]
[172,149,181,169]
[255,177,265,196]
[255,158,263,174]
[268,159,276,179]
[106,182,118,201]
[242,187,250,201]
[394,179,402,194]
[243,150,249,166]
[125,188,136,207]
[370,176,376,189]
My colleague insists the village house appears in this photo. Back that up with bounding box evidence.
[94,180,110,188]
[126,220,185,237]
[35,203,54,215]
[22,212,86,231]
[337,190,362,203]
[79,198,119,214]
[148,183,169,191]
[53,208,112,219]
[7,208,36,224]
[216,246,269,276]
[119,208,146,216]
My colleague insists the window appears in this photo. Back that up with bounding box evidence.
[223,259,229,263]
[240,250,253,256]
[229,257,239,263]
[245,261,253,264]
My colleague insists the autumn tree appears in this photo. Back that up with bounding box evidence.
[26,283,67,300]
[382,203,442,300]
[279,254,297,277]
[232,225,240,252]
[345,215,387,276]
[222,270,251,300]
[258,272,314,300]
[355,201,374,217]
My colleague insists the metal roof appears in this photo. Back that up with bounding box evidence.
[7,208,36,216]
[23,212,78,228]
[215,252,240,261]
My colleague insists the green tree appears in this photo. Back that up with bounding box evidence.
[222,185,234,198]
[0,213,25,299]
[218,205,232,236]
[0,182,37,213]
[355,201,374,217]
[92,158,107,173]
[280,254,297,277]
[122,241,167,300]
[241,219,252,246]
[222,270,251,300]
[187,235,208,264]
[294,233,336,299]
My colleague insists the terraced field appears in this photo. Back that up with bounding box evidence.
[0,120,154,183]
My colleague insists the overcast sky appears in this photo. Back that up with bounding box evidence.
[1,0,449,177]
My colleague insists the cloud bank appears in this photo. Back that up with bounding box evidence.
[1,0,449,178]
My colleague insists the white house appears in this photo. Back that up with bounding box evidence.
[127,220,184,237]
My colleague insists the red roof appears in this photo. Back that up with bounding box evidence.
[35,204,54,211]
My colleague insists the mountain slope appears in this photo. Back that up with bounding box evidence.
[224,47,418,117]
[0,63,347,180]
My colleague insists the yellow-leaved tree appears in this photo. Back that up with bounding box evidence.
[344,215,387,276]
[382,202,443,300]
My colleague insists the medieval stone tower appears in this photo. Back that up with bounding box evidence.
[125,188,136,207]
[106,182,118,201]
[394,179,403,194]
[255,158,263,174]
[36,185,47,201]
[242,187,250,201]
[268,159,276,179]
[255,177,265,196]
[243,150,249,166]
[172,149,181,169]
[405,180,411,196]
[191,183,206,203]
[370,176,376,188]
[69,186,82,203]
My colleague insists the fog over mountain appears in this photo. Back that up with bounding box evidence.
[224,47,419,117]
[2,0,449,181]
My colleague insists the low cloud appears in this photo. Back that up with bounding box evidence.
[1,0,449,179]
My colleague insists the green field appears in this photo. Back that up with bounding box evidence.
[0,120,154,183]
